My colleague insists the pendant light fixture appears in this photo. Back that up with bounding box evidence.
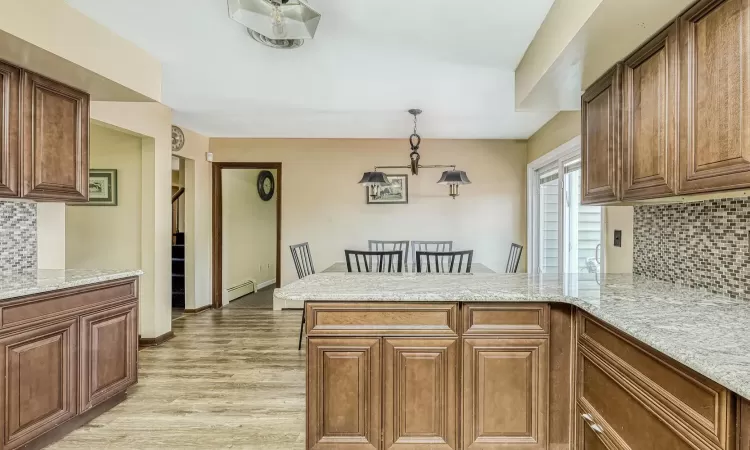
[358,110,471,199]
[228,0,322,41]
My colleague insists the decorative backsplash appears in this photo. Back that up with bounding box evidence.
[0,201,37,275]
[634,197,750,299]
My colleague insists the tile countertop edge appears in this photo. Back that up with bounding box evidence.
[0,269,144,301]
[274,273,750,401]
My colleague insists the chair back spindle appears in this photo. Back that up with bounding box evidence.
[415,250,473,274]
[290,242,315,279]
[345,250,403,273]
[506,243,523,273]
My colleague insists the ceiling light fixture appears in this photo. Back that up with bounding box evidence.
[358,110,472,199]
[228,0,321,46]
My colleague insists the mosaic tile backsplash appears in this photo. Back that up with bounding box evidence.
[0,201,37,275]
[634,197,750,299]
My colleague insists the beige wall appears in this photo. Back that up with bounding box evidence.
[37,203,66,269]
[91,102,173,339]
[0,0,161,101]
[66,125,142,270]
[222,169,278,299]
[528,112,582,163]
[527,112,634,273]
[210,139,528,284]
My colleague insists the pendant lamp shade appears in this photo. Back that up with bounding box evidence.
[358,171,390,186]
[437,170,472,185]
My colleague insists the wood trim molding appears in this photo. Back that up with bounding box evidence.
[184,304,211,314]
[138,330,175,349]
[212,162,282,309]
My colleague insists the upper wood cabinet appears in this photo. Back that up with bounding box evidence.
[581,65,621,205]
[21,71,89,201]
[0,61,20,197]
[621,23,678,200]
[679,0,750,194]
[0,59,89,202]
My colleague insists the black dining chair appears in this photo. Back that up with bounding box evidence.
[415,250,473,273]
[368,240,409,271]
[290,242,315,350]
[345,250,404,273]
[506,243,523,273]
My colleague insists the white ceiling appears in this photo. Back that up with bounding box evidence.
[66,0,556,139]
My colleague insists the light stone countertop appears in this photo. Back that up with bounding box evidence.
[275,272,750,399]
[0,269,143,301]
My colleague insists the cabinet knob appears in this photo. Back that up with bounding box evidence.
[588,423,604,434]
[581,413,594,423]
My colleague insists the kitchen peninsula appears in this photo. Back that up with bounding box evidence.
[275,272,750,450]
[0,269,141,450]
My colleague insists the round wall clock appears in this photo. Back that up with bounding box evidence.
[257,170,275,201]
[172,125,185,152]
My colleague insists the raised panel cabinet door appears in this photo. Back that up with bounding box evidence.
[679,0,750,194]
[621,23,678,200]
[79,301,137,412]
[307,337,381,450]
[0,60,20,197]
[462,337,549,450]
[582,64,622,205]
[0,318,77,450]
[21,71,89,201]
[383,338,458,450]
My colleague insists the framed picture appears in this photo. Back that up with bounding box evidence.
[367,174,408,204]
[86,169,118,206]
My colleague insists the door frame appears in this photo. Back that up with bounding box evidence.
[212,162,282,308]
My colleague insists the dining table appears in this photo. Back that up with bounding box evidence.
[322,261,496,274]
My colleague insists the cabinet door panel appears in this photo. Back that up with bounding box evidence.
[79,302,137,412]
[0,319,77,450]
[308,338,380,450]
[21,71,88,201]
[462,337,548,450]
[679,0,750,193]
[622,23,678,200]
[384,338,457,450]
[582,65,621,204]
[0,60,20,197]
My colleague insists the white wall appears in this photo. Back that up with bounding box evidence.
[211,139,528,284]
[66,124,142,270]
[37,203,66,269]
[221,169,278,300]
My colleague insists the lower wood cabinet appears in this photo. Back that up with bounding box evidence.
[463,337,549,450]
[384,338,458,450]
[307,337,381,450]
[0,318,78,450]
[79,302,138,412]
[0,278,139,450]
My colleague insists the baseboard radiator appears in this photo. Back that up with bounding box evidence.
[224,279,256,303]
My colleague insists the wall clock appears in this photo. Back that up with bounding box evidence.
[257,170,275,201]
[172,125,185,152]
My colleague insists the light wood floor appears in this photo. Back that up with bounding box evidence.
[49,292,306,450]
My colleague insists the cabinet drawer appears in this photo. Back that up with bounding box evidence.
[462,304,549,335]
[306,302,458,336]
[578,313,732,449]
[0,278,137,330]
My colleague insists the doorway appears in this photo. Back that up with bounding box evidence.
[212,162,282,308]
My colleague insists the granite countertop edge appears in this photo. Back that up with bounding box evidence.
[0,269,144,301]
[274,273,750,400]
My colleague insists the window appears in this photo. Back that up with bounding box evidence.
[528,137,603,275]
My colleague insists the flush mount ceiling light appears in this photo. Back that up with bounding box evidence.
[358,110,472,199]
[228,0,321,45]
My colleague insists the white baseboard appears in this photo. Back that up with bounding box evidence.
[257,278,276,290]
